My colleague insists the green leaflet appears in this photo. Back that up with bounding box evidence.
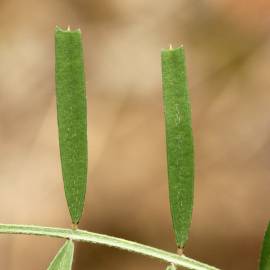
[161,46,194,248]
[47,240,74,270]
[55,26,88,224]
[259,222,270,270]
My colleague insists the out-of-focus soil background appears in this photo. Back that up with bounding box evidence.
[0,0,270,269]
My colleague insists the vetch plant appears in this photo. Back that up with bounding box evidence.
[0,27,268,270]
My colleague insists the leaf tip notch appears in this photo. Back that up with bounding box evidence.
[55,25,81,34]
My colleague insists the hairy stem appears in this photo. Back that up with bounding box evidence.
[0,224,219,270]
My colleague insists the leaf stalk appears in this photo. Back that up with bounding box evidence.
[0,223,219,270]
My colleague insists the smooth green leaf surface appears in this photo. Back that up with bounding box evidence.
[47,240,74,270]
[55,26,88,224]
[259,222,270,270]
[161,46,194,248]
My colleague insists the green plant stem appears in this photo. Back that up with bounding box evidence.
[0,223,219,270]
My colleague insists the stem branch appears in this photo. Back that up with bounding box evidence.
[0,224,219,270]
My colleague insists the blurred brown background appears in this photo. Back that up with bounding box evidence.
[0,0,270,269]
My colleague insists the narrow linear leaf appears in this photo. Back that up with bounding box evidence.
[47,240,74,270]
[161,46,194,248]
[55,26,88,224]
[259,222,270,270]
